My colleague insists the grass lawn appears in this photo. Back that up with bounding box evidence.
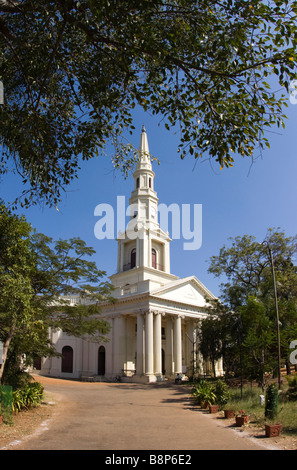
[225,379,297,436]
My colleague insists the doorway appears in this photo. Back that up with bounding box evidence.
[98,346,106,375]
[162,348,165,375]
[61,346,73,373]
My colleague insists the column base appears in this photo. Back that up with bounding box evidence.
[146,373,166,383]
[121,373,166,384]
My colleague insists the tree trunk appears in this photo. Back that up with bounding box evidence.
[285,360,291,375]
[212,358,216,378]
[0,325,15,383]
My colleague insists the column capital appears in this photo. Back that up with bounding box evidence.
[152,309,163,316]
[135,309,145,316]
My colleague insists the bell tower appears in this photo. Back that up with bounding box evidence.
[110,126,178,294]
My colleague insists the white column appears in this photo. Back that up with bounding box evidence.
[174,315,182,374]
[148,235,152,268]
[136,236,140,267]
[154,312,162,376]
[113,315,126,375]
[165,316,173,376]
[136,313,144,375]
[145,310,154,376]
[120,241,124,272]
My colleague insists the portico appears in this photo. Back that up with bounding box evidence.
[111,310,185,380]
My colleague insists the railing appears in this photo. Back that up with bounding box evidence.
[123,263,164,272]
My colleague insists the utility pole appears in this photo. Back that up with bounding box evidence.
[262,241,281,389]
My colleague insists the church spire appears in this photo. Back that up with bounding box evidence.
[136,125,152,171]
[113,126,172,276]
[131,126,156,197]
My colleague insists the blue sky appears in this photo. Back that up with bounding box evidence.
[1,100,296,298]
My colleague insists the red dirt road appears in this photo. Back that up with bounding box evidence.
[2,375,281,451]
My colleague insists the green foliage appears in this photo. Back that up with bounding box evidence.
[213,380,231,407]
[265,383,279,420]
[192,379,231,408]
[199,312,224,378]
[12,381,44,414]
[286,375,297,401]
[191,380,216,407]
[0,1,297,206]
[0,385,12,422]
[206,228,297,385]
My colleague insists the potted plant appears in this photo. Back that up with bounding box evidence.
[191,380,216,408]
[211,380,232,417]
[209,404,219,413]
[265,423,282,437]
[264,383,281,437]
[235,410,250,427]
[224,409,235,419]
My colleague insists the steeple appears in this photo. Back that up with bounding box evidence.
[137,125,151,170]
[130,126,157,228]
[111,126,175,289]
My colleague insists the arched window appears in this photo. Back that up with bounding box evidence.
[136,177,140,189]
[61,346,73,373]
[131,248,136,269]
[98,346,106,375]
[152,248,157,269]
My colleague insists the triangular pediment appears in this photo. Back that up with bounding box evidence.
[150,276,216,307]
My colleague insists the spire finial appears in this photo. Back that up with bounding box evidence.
[139,125,149,155]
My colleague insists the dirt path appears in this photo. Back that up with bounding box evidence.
[1,376,295,451]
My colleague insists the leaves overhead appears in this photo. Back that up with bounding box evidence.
[0,0,297,206]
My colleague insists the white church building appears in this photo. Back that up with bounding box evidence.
[38,127,223,382]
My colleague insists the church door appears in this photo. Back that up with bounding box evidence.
[98,346,106,375]
[61,346,73,373]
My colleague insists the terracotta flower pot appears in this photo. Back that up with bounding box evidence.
[265,424,282,438]
[235,415,250,427]
[224,409,235,419]
[209,405,219,414]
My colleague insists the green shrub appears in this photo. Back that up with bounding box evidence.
[191,380,216,407]
[213,380,231,407]
[0,385,13,423]
[12,381,44,413]
[265,383,278,420]
[286,375,297,401]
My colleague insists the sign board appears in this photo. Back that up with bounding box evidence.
[0,341,3,365]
